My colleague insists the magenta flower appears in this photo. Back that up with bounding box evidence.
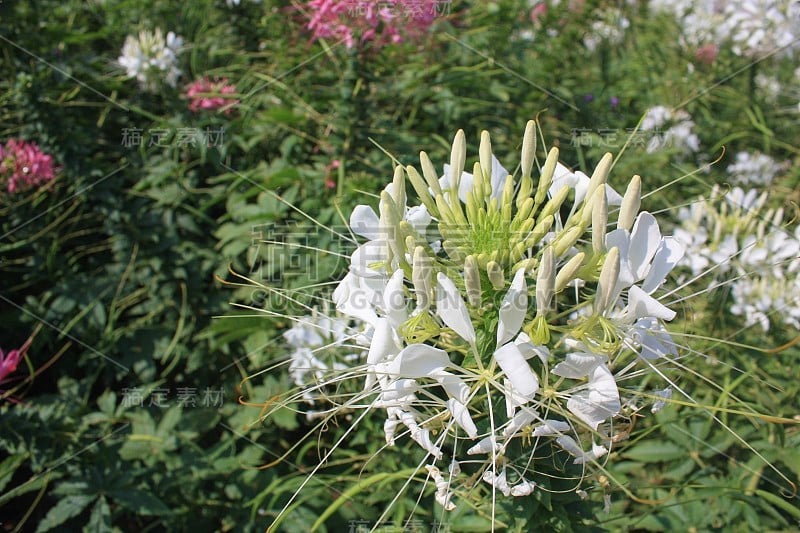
[186,77,239,114]
[305,0,438,49]
[0,337,31,383]
[0,139,58,194]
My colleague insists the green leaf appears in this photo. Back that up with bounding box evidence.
[622,441,686,463]
[36,494,95,533]
[109,488,171,516]
[0,453,27,492]
[83,496,111,533]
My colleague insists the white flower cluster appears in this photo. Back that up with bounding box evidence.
[727,151,787,186]
[283,313,367,411]
[118,29,183,91]
[583,8,630,52]
[328,124,685,506]
[651,0,800,58]
[674,186,800,331]
[640,105,700,156]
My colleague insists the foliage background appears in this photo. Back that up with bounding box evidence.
[0,0,798,531]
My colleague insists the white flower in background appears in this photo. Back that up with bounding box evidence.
[719,0,799,58]
[583,8,630,52]
[640,106,700,157]
[283,313,368,411]
[755,73,783,102]
[674,185,800,331]
[321,124,685,507]
[727,151,786,186]
[118,28,183,91]
[651,0,799,58]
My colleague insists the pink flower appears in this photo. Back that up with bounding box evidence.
[305,0,438,49]
[0,337,31,383]
[186,77,239,114]
[694,43,719,65]
[530,2,548,24]
[0,139,57,194]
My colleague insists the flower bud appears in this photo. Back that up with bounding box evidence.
[535,147,559,207]
[617,175,641,231]
[406,165,437,215]
[552,225,583,257]
[479,130,492,182]
[391,165,406,210]
[449,129,466,195]
[585,152,613,205]
[595,247,620,314]
[555,252,586,292]
[487,261,505,290]
[521,120,536,180]
[412,246,432,309]
[464,255,482,307]
[592,186,608,252]
[536,246,555,314]
[539,184,570,222]
[420,151,442,196]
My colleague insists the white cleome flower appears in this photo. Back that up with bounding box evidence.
[317,124,686,507]
[118,28,183,91]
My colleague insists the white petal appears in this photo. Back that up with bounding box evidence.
[351,238,390,277]
[390,344,450,378]
[497,268,528,346]
[489,155,509,200]
[467,436,500,455]
[641,237,685,294]
[574,441,609,465]
[633,317,677,359]
[511,480,535,496]
[350,205,382,240]
[503,377,529,417]
[552,351,605,379]
[604,183,623,206]
[627,285,676,321]
[515,333,551,364]
[482,467,511,496]
[532,419,571,437]
[502,408,537,438]
[333,273,378,326]
[628,212,661,281]
[440,164,473,203]
[573,171,591,206]
[493,343,539,399]
[384,270,408,329]
[556,435,585,457]
[448,398,478,438]
[566,365,620,430]
[405,205,431,235]
[436,273,476,344]
[364,318,400,391]
[430,369,470,404]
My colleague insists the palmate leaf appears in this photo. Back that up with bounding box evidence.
[35,494,96,533]
[107,488,171,516]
